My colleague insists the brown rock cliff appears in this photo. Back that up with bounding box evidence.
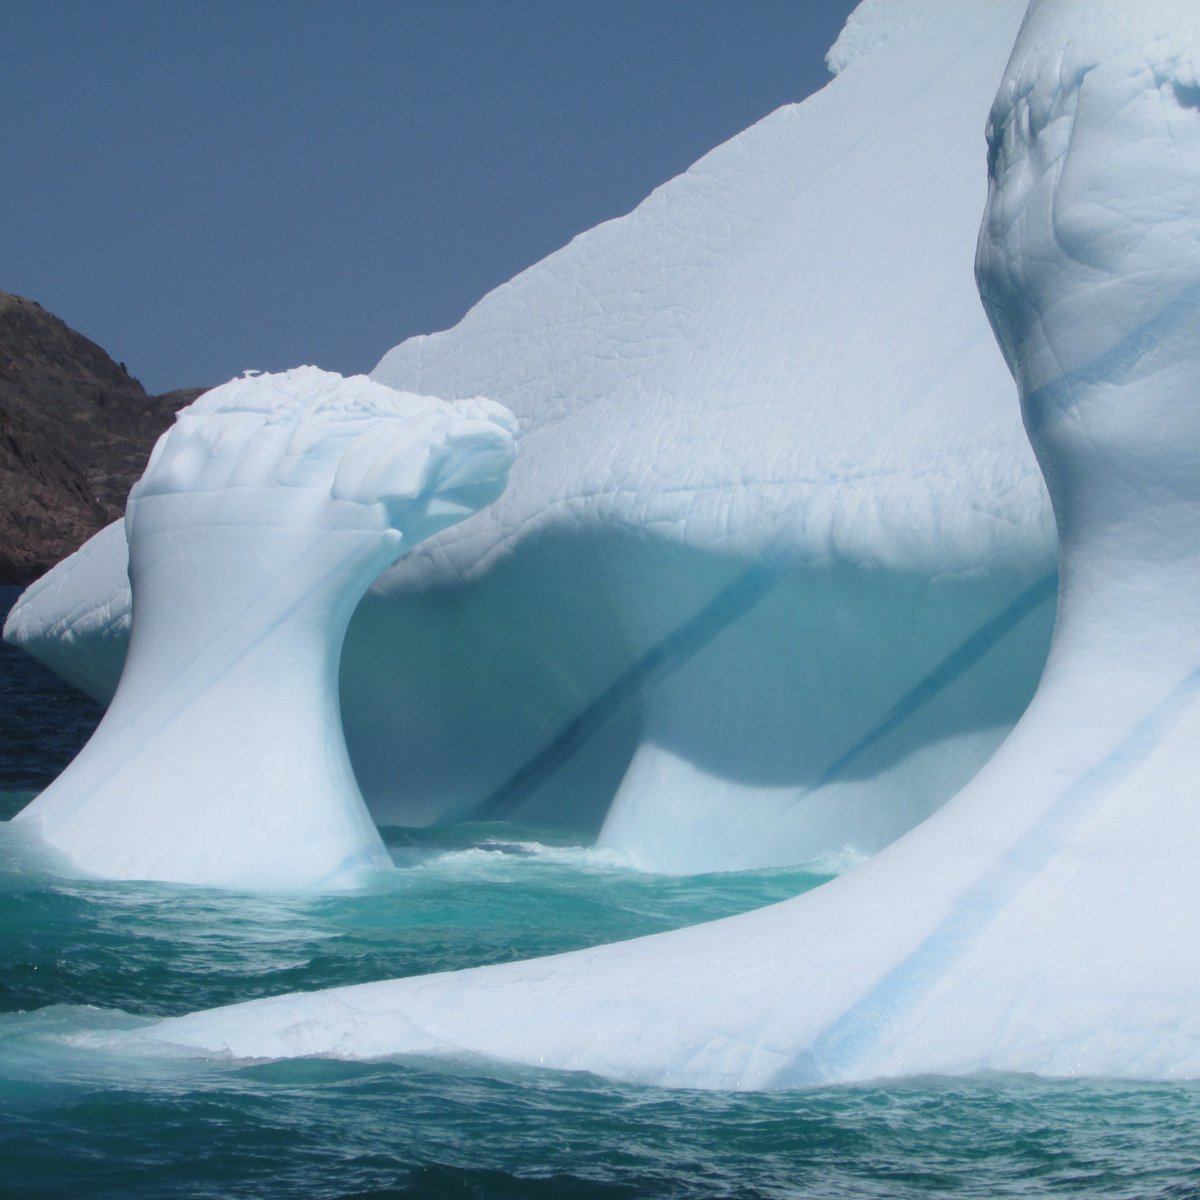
[0,291,205,583]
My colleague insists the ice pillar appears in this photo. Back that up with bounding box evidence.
[16,368,515,889]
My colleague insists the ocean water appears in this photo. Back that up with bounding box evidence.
[2,587,1200,1199]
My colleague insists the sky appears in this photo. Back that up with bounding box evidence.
[2,0,859,395]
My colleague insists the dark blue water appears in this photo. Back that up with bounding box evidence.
[3,584,1199,1199]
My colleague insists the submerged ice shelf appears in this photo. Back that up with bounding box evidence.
[121,0,1200,1084]
[12,368,516,888]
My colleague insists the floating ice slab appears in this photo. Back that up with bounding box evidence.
[135,0,1200,1082]
[13,368,515,888]
[5,0,1053,873]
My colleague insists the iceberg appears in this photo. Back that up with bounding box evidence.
[128,0,1200,1083]
[4,0,1054,873]
[12,368,516,888]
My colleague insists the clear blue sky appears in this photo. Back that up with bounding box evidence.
[2,0,858,395]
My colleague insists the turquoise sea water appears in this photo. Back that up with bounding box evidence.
[3,586,1200,1198]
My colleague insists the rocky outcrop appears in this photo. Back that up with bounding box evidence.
[0,291,204,583]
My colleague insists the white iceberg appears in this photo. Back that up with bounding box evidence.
[124,0,1200,1084]
[12,368,516,888]
[5,0,1053,874]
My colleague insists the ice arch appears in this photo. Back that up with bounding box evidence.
[14,369,516,888]
[5,0,1054,873]
[138,0,1200,1083]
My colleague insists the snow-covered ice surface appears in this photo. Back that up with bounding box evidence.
[116,0,1200,1084]
[11,369,516,888]
[5,0,1054,874]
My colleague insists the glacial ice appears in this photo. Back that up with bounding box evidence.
[128,0,1200,1083]
[13,368,516,888]
[5,0,1054,874]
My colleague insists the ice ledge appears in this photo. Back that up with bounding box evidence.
[826,0,921,77]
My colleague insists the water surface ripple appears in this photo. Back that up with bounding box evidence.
[3,586,1198,1198]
